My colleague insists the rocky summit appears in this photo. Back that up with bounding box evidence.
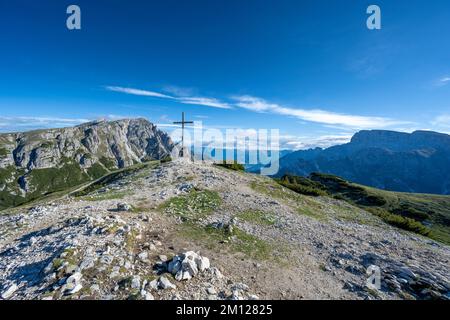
[0,119,173,210]
[0,158,449,300]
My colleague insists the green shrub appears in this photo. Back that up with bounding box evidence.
[276,175,328,197]
[86,163,109,180]
[215,161,245,171]
[0,147,9,157]
[392,204,430,221]
[278,181,328,197]
[361,194,387,206]
[99,157,117,170]
[367,208,432,237]
[29,161,90,195]
[160,155,172,163]
[309,172,387,206]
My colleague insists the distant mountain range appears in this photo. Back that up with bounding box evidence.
[0,118,173,209]
[277,130,450,195]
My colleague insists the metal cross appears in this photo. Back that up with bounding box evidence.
[173,112,193,157]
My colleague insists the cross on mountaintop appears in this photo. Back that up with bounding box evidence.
[173,112,194,158]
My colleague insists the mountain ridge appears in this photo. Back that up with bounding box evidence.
[277,130,450,195]
[0,118,173,210]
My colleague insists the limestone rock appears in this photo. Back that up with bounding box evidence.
[159,276,176,290]
[167,251,211,281]
[1,284,18,299]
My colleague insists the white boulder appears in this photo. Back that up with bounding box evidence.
[168,251,211,281]
[1,284,18,299]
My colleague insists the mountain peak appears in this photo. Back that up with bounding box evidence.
[0,119,174,210]
[350,129,450,151]
[350,130,409,144]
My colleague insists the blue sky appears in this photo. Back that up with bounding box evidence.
[0,0,449,149]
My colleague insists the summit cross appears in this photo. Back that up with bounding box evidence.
[173,112,194,157]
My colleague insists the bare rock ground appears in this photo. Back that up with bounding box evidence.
[0,159,449,300]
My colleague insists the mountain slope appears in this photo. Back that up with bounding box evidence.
[0,119,173,210]
[278,173,450,244]
[277,130,450,195]
[0,159,448,300]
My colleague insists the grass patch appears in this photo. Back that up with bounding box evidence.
[250,179,302,202]
[131,205,147,213]
[0,158,156,211]
[214,161,245,172]
[72,161,158,198]
[159,189,222,221]
[80,191,130,201]
[86,163,109,180]
[272,173,450,244]
[309,173,387,206]
[297,206,327,221]
[99,157,117,171]
[0,147,8,157]
[124,229,139,252]
[160,155,172,163]
[277,175,328,197]
[179,222,272,260]
[237,210,278,226]
[28,159,90,195]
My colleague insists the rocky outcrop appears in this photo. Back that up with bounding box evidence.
[0,118,173,210]
[277,130,450,194]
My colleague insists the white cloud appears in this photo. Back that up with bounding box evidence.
[162,85,195,97]
[105,86,174,99]
[232,95,406,129]
[106,86,232,109]
[431,114,450,128]
[278,134,352,150]
[105,86,409,128]
[177,97,231,109]
[434,77,450,87]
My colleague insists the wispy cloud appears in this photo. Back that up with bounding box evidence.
[105,86,173,99]
[433,76,450,87]
[105,86,409,129]
[105,86,232,109]
[232,95,407,129]
[162,85,195,97]
[177,97,231,109]
[279,134,352,150]
[431,114,450,128]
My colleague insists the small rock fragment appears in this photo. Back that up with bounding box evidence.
[1,284,18,299]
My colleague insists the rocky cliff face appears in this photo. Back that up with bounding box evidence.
[277,130,450,195]
[0,118,173,209]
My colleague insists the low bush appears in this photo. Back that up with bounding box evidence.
[366,207,432,237]
[215,161,245,171]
